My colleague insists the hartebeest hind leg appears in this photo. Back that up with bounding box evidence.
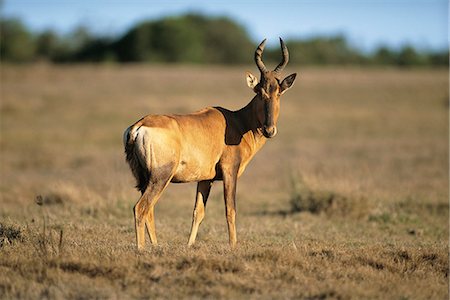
[187,180,213,246]
[134,171,174,250]
[223,165,238,249]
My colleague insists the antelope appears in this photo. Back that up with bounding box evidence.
[124,38,296,250]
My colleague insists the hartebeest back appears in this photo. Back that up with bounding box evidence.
[124,38,296,250]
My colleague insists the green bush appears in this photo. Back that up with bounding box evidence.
[0,18,36,62]
[0,14,448,66]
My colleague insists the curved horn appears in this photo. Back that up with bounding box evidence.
[273,38,289,74]
[255,39,267,74]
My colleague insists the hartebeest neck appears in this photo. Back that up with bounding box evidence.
[236,95,267,146]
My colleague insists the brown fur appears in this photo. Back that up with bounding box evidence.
[124,39,297,250]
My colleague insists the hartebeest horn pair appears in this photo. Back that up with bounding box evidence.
[255,38,289,75]
[124,38,297,250]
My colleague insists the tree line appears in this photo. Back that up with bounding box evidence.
[1,14,448,66]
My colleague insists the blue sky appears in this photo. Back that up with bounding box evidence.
[2,0,448,52]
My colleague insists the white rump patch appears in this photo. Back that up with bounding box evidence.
[123,125,141,147]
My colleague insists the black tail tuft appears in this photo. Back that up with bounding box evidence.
[124,128,149,194]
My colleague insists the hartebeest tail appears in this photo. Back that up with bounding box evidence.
[123,122,148,193]
[124,38,297,250]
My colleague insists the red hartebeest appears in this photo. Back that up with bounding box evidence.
[124,38,296,250]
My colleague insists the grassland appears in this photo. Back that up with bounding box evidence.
[0,64,448,299]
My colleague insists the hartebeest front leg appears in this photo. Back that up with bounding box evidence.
[187,180,213,246]
[223,165,238,249]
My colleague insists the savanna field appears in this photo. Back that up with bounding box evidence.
[0,64,448,299]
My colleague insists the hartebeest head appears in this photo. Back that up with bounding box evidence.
[246,38,297,138]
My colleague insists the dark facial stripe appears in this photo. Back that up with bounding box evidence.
[264,100,275,128]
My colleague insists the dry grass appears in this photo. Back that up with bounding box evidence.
[0,64,448,299]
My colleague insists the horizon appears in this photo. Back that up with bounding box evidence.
[2,0,449,52]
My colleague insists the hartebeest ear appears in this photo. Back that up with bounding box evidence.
[246,72,259,91]
[280,73,297,95]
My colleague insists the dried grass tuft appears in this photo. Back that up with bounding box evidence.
[289,173,371,219]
